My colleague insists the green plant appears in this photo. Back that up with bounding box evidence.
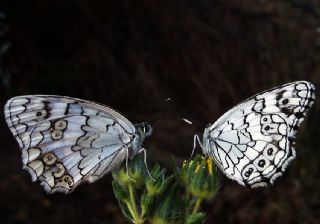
[112,154,218,224]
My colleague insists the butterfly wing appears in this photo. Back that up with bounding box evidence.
[202,81,315,187]
[4,95,137,193]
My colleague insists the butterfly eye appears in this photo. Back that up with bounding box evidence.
[242,165,256,179]
[51,130,63,140]
[62,175,74,186]
[254,155,270,171]
[42,152,57,165]
[262,123,283,135]
[262,144,278,160]
[143,123,152,137]
[244,168,254,177]
[54,120,67,130]
[56,175,74,189]
[258,159,266,167]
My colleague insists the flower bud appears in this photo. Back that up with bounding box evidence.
[146,164,173,197]
[112,154,146,188]
[180,155,218,200]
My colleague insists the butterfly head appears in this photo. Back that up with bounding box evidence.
[131,122,153,157]
[135,122,153,138]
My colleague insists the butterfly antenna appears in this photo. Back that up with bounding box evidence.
[143,97,177,112]
[165,97,177,104]
[144,97,192,125]
[149,117,192,125]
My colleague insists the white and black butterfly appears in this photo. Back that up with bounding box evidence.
[4,95,153,193]
[194,81,316,188]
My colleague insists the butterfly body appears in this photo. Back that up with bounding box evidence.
[199,81,315,188]
[4,95,152,193]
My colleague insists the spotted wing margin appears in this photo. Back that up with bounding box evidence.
[4,95,136,193]
[204,81,315,188]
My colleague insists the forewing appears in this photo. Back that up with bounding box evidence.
[204,81,315,187]
[4,95,136,193]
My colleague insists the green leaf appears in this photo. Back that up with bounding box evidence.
[112,181,134,222]
[140,193,154,219]
[112,180,128,201]
[150,185,185,224]
[119,201,134,222]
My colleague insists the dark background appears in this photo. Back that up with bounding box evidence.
[0,0,319,223]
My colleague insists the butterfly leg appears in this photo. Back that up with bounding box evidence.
[138,148,156,181]
[190,134,204,159]
[125,146,136,182]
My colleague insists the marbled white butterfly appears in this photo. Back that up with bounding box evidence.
[194,81,315,188]
[4,95,152,193]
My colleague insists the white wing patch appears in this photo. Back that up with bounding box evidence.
[5,95,137,193]
[202,81,315,188]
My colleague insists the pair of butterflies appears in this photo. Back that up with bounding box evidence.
[4,81,315,193]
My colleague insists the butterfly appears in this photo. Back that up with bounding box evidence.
[4,95,153,193]
[193,81,316,188]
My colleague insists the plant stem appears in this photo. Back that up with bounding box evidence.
[192,198,203,214]
[128,183,143,224]
[125,201,138,221]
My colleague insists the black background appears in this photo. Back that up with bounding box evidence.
[0,1,319,223]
